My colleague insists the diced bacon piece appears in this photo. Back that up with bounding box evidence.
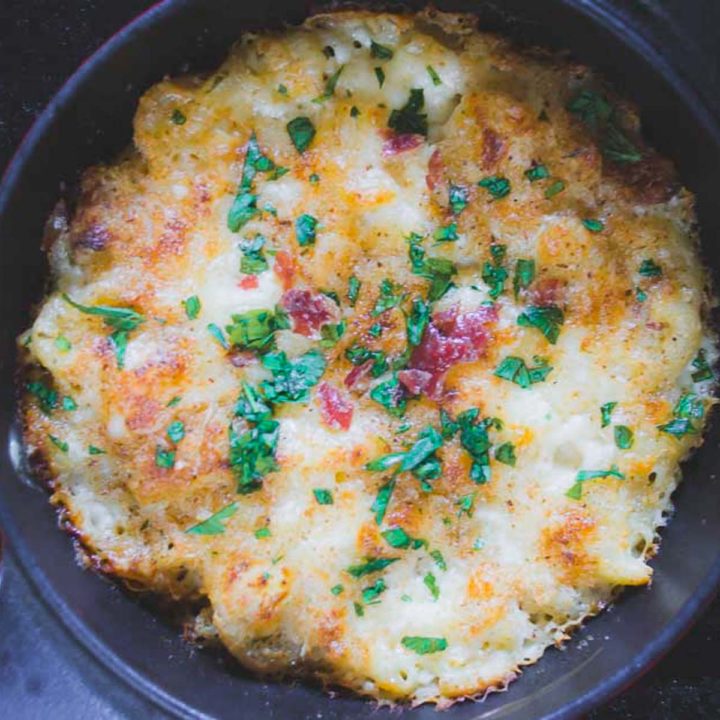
[398,369,433,395]
[317,382,353,430]
[426,148,444,191]
[238,275,259,290]
[281,289,333,337]
[382,132,424,157]
[229,350,255,367]
[482,127,505,169]
[528,277,566,306]
[273,250,295,290]
[344,360,373,390]
[410,305,497,378]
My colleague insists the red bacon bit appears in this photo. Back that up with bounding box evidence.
[528,277,566,306]
[382,132,424,157]
[229,349,255,367]
[481,128,505,169]
[426,148,444,191]
[398,369,433,395]
[344,360,373,390]
[239,275,259,290]
[317,382,354,430]
[281,289,332,337]
[410,306,497,393]
[273,250,296,290]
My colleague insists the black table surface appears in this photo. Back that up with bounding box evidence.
[1,1,720,718]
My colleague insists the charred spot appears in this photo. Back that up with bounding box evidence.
[72,222,111,251]
[481,127,505,169]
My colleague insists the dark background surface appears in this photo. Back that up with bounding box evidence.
[1,1,720,718]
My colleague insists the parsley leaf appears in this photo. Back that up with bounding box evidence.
[370,375,408,417]
[49,435,68,453]
[482,244,508,298]
[370,41,394,59]
[638,259,662,278]
[517,304,564,344]
[372,479,395,525]
[525,162,549,181]
[372,278,407,316]
[478,175,510,199]
[171,108,186,125]
[287,116,316,153]
[449,184,469,215]
[186,503,238,535]
[295,213,318,247]
[88,445,106,455]
[566,464,625,499]
[207,323,229,349]
[494,356,552,388]
[401,636,447,654]
[346,557,399,578]
[600,401,617,428]
[347,275,361,307]
[424,572,440,600]
[226,309,279,352]
[167,420,185,444]
[374,67,385,88]
[406,297,429,346]
[313,488,334,505]
[388,89,428,137]
[495,442,516,466]
[345,344,388,377]
[182,295,201,319]
[426,65,442,86]
[582,218,604,233]
[313,65,344,102]
[362,578,387,604]
[54,335,71,352]
[408,233,457,301]
[155,446,175,469]
[229,420,279,493]
[235,381,273,423]
[458,411,492,484]
[544,179,566,198]
[691,349,714,382]
[430,549,447,571]
[614,425,634,449]
[513,258,536,297]
[381,527,424,550]
[261,350,327,403]
[433,222,458,242]
[26,381,58,414]
[239,234,268,274]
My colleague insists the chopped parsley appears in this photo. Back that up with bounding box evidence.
[350,105,360,118]
[517,304,564,344]
[239,235,268,274]
[255,527,271,539]
[295,213,318,247]
[320,320,346,349]
[61,396,77,411]
[691,349,714,382]
[372,479,395,525]
[388,89,428,137]
[353,601,365,617]
[347,275,361,307]
[430,549,447,571]
[381,527,424,550]
[49,435,68,453]
[372,278,407,316]
[566,464,625,499]
[286,116,316,154]
[171,108,186,125]
[313,488,334,505]
[408,233,457,301]
[361,578,387,605]
[331,584,344,596]
[226,309,279,352]
[482,244,508,299]
[277,84,288,95]
[54,335,71,352]
[582,218,604,233]
[426,65,442,86]
[62,294,145,369]
[657,392,706,438]
[567,89,642,164]
[370,375,408,417]
[186,503,238,535]
[513,258,536,297]
[369,322,383,338]
[401,636,448,654]
[424,572,440,600]
[313,65,344,102]
[346,557,399,578]
[433,222,458,242]
[182,295,201,320]
[261,350,327,403]
[374,67,385,88]
[600,401,617,428]
[370,40,394,60]
[207,323,229,349]
[614,425,634,449]
[155,446,175,469]
[494,355,553,388]
[638,259,662,278]
[449,184,469,215]
[345,344,388,377]
[88,445,106,455]
[229,418,279,494]
[525,162,549,182]
[477,175,510,200]
[26,381,58,414]
[458,410,492,484]
[166,420,185,444]
[544,179,566,198]
[658,417,697,438]
[235,382,273,423]
[495,442,517,466]
[167,395,182,408]
[406,297,430,347]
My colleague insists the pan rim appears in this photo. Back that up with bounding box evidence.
[1,1,720,718]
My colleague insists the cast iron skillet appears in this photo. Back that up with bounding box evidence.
[1,1,720,718]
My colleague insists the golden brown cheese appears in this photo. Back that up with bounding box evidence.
[19,10,716,706]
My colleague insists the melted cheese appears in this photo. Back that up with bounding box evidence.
[20,10,716,705]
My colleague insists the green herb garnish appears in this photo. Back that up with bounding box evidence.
[287,116,316,154]
[614,425,634,449]
[239,234,268,274]
[600,401,617,428]
[167,420,185,444]
[171,108,186,125]
[423,572,440,600]
[370,375,408,417]
[313,65,344,102]
[449,184,469,215]
[401,636,448,654]
[525,162,549,181]
[49,435,68,453]
[370,41,394,59]
[433,223,458,242]
[517,304,564,344]
[566,464,625,499]
[388,89,428,137]
[348,275,361,307]
[374,67,385,88]
[155,446,175,469]
[372,278,407,316]
[478,175,510,200]
[54,335,72,352]
[313,488,334,505]
[544,179,566,198]
[513,258,536,297]
[691,349,713,382]
[295,213,318,247]
[582,218,604,233]
[186,503,238,535]
[346,557,399,578]
[182,295,201,320]
[639,259,662,278]
[495,442,516,466]
[226,309,279,352]
[426,65,442,86]
[261,350,327,403]
[494,356,552,388]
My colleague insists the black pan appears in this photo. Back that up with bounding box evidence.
[1,1,720,718]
